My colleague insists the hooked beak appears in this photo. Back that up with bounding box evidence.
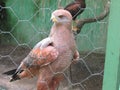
[50,14,58,23]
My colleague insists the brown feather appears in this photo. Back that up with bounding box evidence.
[64,0,86,20]
[37,9,79,90]
[5,9,79,90]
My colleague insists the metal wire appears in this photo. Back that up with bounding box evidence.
[0,0,108,90]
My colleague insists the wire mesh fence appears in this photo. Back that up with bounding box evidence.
[0,0,108,90]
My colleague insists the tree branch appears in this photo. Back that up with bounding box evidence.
[75,1,110,34]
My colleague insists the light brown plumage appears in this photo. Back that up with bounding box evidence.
[3,9,79,90]
[64,0,86,20]
[37,9,79,90]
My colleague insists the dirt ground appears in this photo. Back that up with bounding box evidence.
[0,45,105,90]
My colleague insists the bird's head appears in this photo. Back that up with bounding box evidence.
[51,9,72,24]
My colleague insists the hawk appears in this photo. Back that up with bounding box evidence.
[3,9,79,90]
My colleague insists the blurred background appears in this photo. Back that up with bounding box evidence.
[0,0,109,90]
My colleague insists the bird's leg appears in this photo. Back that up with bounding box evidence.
[37,75,57,90]
[37,75,50,90]
[37,80,49,90]
[37,68,64,90]
[49,74,64,90]
[37,68,53,90]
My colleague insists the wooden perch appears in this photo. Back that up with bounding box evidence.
[75,1,110,34]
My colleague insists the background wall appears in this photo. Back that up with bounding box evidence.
[0,0,108,52]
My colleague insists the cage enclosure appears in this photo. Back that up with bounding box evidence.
[0,0,109,90]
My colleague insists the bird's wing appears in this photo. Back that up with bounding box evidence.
[65,2,81,11]
[34,37,53,50]
[3,46,59,82]
[64,1,86,20]
[29,46,59,67]
[3,38,58,81]
[65,2,83,17]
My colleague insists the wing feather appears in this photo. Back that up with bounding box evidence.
[30,46,59,67]
[64,0,86,20]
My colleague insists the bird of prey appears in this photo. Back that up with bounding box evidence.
[3,9,79,90]
[64,0,86,31]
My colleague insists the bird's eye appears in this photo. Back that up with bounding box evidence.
[58,15,64,18]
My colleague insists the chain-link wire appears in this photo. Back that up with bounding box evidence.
[0,0,108,90]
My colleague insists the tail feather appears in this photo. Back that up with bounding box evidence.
[10,67,23,82]
[10,74,21,82]
[3,67,23,82]
[3,69,17,75]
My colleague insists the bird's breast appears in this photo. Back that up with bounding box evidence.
[51,29,75,53]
